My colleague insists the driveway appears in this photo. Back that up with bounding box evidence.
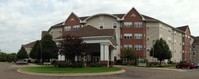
[0,62,199,79]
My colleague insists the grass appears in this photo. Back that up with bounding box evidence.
[21,66,122,74]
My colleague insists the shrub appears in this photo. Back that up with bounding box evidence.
[71,62,84,68]
[56,62,70,68]
[90,63,103,67]
[115,60,122,65]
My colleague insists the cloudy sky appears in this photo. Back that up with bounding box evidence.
[0,0,199,53]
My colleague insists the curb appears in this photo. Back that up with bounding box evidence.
[17,68,125,76]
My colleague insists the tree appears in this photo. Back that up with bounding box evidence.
[6,53,17,62]
[0,52,7,62]
[40,34,58,62]
[121,48,138,61]
[59,35,88,64]
[150,38,172,66]
[29,40,41,60]
[17,46,28,60]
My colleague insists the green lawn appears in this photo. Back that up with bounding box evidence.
[21,66,122,74]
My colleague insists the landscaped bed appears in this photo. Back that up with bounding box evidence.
[21,66,122,74]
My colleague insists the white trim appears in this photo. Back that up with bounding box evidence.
[122,7,145,20]
[83,13,120,22]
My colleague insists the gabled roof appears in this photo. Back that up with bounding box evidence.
[56,25,115,39]
[79,16,89,21]
[193,36,199,44]
[113,14,125,19]
[122,7,145,20]
[176,25,189,32]
[48,22,64,32]
[22,40,37,48]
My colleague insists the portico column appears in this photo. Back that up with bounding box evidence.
[100,43,110,67]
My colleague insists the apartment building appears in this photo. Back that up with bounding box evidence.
[23,7,194,66]
[192,37,199,62]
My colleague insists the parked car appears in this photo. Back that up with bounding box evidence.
[176,61,195,69]
[193,62,199,68]
[15,60,28,65]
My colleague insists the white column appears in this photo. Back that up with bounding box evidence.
[104,44,109,61]
[100,44,104,61]
[100,43,110,67]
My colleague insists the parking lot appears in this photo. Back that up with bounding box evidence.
[0,62,199,79]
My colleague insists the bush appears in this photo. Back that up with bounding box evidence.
[70,62,84,68]
[56,62,70,68]
[115,60,122,65]
[90,63,103,67]
[147,62,159,67]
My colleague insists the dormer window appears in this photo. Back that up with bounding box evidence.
[112,22,117,28]
[99,23,104,29]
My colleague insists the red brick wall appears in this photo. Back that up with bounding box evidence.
[121,8,146,58]
[182,28,191,61]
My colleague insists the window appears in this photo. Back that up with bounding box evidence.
[112,22,117,28]
[147,27,150,30]
[147,37,149,41]
[134,45,142,50]
[134,34,142,39]
[124,22,132,28]
[124,33,132,39]
[99,23,104,29]
[134,22,143,28]
[124,45,132,49]
[73,25,80,30]
[64,26,71,31]
[193,51,196,55]
[193,45,195,48]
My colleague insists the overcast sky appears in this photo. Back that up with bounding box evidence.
[0,0,199,53]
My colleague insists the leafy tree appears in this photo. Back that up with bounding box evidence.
[29,40,41,60]
[121,48,138,61]
[0,52,7,62]
[59,35,88,64]
[17,46,28,60]
[40,34,58,62]
[150,38,172,66]
[6,53,17,62]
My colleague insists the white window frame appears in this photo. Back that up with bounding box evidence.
[64,26,71,31]
[99,23,104,29]
[134,45,143,50]
[134,34,142,39]
[73,25,80,30]
[124,33,132,39]
[112,22,117,28]
[124,22,132,28]
[124,45,132,49]
[134,22,143,28]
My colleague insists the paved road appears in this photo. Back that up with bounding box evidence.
[0,62,199,79]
